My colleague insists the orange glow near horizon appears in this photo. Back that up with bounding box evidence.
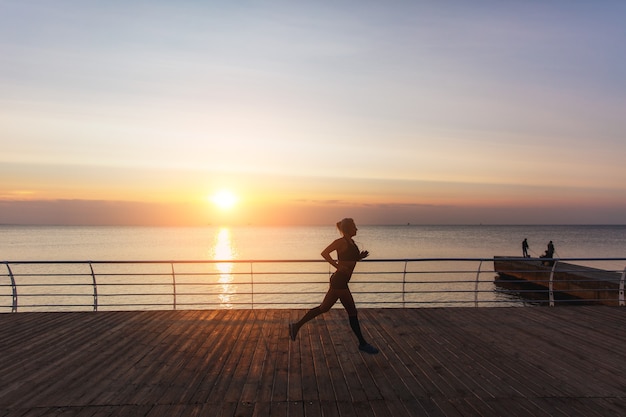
[1,172,625,226]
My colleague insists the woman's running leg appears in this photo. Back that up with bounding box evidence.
[290,289,340,340]
[339,290,379,354]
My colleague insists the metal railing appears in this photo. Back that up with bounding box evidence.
[1,258,624,312]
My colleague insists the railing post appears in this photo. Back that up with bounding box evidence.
[474,260,483,307]
[250,262,254,310]
[171,262,177,311]
[89,262,98,312]
[619,268,626,307]
[5,263,18,313]
[402,261,408,308]
[549,260,558,307]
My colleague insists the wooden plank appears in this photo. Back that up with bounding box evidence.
[151,310,220,405]
[418,308,546,399]
[413,309,496,400]
[364,308,456,399]
[286,312,303,403]
[433,308,575,399]
[295,314,319,403]
[474,308,620,398]
[366,399,393,417]
[6,312,152,408]
[302,400,322,417]
[255,312,280,404]
[187,310,246,404]
[331,330,369,403]
[204,309,254,403]
[269,310,290,403]
[239,309,272,404]
[0,307,624,417]
[168,310,224,404]
[74,311,170,406]
[318,314,352,405]
[354,312,429,408]
[308,320,336,402]
[223,310,260,403]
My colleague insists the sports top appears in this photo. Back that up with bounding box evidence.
[337,238,360,262]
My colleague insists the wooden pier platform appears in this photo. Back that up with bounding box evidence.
[494,257,623,306]
[0,307,624,416]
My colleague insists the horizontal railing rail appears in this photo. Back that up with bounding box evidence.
[1,257,624,312]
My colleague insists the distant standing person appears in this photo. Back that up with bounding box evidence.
[289,218,379,354]
[522,238,529,257]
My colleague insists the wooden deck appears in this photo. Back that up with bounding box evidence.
[0,307,624,417]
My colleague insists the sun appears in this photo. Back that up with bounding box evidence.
[210,190,238,211]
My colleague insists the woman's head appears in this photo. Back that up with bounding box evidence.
[336,218,357,237]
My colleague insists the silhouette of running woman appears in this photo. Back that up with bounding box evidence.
[289,218,379,354]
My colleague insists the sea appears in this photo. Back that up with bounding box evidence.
[2,224,626,262]
[2,225,625,311]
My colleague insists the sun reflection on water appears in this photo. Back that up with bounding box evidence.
[212,227,236,308]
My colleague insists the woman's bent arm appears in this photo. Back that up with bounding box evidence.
[321,238,343,269]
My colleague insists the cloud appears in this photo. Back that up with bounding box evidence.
[0,199,206,226]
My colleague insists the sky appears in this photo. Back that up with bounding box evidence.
[1,1,625,226]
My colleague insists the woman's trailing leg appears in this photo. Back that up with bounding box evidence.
[349,315,379,354]
[290,306,322,341]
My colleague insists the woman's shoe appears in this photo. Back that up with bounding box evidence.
[359,343,379,354]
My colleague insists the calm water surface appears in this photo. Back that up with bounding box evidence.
[2,225,625,311]
[3,224,626,261]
